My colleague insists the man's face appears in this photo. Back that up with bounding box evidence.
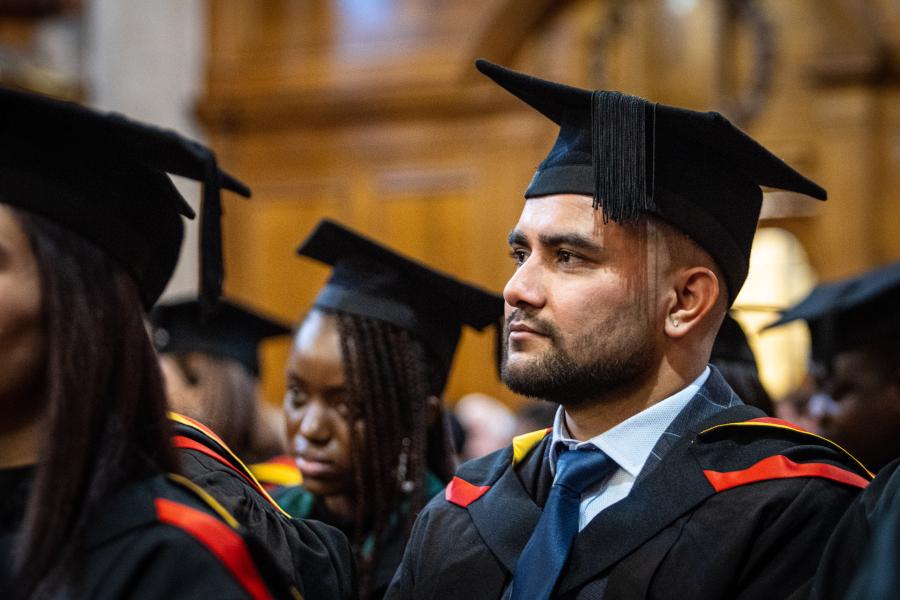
[816,349,900,472]
[501,195,665,405]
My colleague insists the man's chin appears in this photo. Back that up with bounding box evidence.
[502,352,541,376]
[501,355,551,396]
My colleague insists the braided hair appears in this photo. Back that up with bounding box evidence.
[328,309,454,597]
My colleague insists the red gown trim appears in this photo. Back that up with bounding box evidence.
[703,454,870,493]
[445,476,491,508]
[154,498,275,600]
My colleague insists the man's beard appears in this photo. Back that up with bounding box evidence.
[501,309,656,406]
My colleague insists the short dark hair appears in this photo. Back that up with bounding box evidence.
[650,215,728,314]
[13,209,176,597]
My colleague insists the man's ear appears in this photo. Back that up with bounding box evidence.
[664,267,721,339]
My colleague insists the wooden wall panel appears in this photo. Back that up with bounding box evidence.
[211,105,549,406]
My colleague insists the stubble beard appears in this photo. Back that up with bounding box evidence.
[501,310,656,407]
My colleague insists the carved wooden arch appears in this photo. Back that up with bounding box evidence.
[463,0,576,81]
[809,0,898,86]
[468,0,893,64]
[464,0,900,114]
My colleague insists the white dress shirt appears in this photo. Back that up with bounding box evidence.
[549,366,711,531]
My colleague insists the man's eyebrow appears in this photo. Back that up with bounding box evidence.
[507,230,528,246]
[538,232,602,252]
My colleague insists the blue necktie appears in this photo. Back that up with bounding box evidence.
[510,446,615,600]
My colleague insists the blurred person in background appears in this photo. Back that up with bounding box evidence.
[774,375,824,435]
[710,313,774,415]
[455,393,517,461]
[278,219,503,599]
[151,302,355,599]
[766,261,900,599]
[0,87,295,599]
[766,261,900,473]
[513,400,559,437]
[151,298,293,465]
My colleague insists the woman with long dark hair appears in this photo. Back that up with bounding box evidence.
[0,87,290,599]
[276,220,504,599]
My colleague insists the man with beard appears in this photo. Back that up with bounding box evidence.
[385,60,871,600]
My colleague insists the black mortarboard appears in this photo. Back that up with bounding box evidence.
[296,219,505,375]
[0,86,251,308]
[475,59,827,302]
[765,261,900,364]
[150,299,291,376]
[712,313,758,369]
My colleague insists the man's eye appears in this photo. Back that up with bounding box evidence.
[558,250,575,263]
[509,249,527,266]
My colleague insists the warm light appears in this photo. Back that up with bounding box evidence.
[733,228,817,400]
[666,0,699,16]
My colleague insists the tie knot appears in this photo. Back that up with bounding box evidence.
[554,447,614,494]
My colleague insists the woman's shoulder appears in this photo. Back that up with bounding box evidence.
[84,474,294,599]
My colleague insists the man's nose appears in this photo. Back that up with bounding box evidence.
[503,257,546,310]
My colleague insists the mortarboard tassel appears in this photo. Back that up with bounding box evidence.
[199,154,224,316]
[591,90,655,223]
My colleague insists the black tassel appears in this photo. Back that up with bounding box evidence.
[591,90,655,223]
[199,154,224,317]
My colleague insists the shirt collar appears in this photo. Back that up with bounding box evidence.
[549,366,711,477]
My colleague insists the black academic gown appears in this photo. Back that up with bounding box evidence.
[274,471,445,599]
[170,413,356,600]
[809,457,900,600]
[0,467,293,599]
[386,368,870,600]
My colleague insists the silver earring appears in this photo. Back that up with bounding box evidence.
[397,437,415,494]
[670,317,679,327]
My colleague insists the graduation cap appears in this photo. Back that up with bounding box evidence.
[0,86,251,309]
[765,261,900,364]
[150,299,291,376]
[475,59,827,302]
[296,219,505,376]
[712,313,758,370]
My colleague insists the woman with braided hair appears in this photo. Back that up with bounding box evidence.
[277,220,504,599]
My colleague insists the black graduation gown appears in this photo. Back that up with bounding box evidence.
[386,368,870,600]
[169,413,356,600]
[275,488,401,598]
[0,467,294,599]
[274,470,445,599]
[809,457,900,600]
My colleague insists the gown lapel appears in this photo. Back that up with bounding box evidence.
[466,439,551,573]
[556,437,714,595]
